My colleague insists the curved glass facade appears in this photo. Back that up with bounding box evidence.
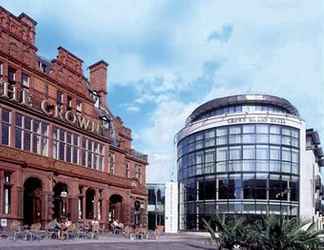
[178,112,301,231]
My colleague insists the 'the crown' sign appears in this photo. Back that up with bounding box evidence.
[0,80,104,135]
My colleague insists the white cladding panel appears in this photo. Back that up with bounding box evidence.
[165,182,178,233]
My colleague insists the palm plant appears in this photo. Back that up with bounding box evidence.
[202,215,251,250]
[202,215,323,250]
[254,216,323,250]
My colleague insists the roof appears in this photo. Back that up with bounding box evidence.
[187,94,299,124]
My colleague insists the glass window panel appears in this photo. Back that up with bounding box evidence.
[243,125,255,134]
[2,124,9,145]
[269,161,281,172]
[228,161,241,172]
[16,114,22,127]
[59,142,64,160]
[269,134,281,144]
[216,162,226,172]
[243,174,255,199]
[256,125,268,134]
[229,126,241,134]
[290,180,299,201]
[205,130,215,139]
[270,146,280,160]
[243,145,255,159]
[2,109,10,123]
[254,179,267,199]
[242,160,255,172]
[291,129,299,138]
[217,147,227,161]
[24,117,31,130]
[270,125,280,134]
[282,162,291,173]
[256,145,268,160]
[229,146,241,160]
[229,134,241,144]
[33,120,40,133]
[42,123,48,136]
[205,138,215,147]
[196,133,203,141]
[282,136,291,146]
[291,138,299,147]
[196,151,204,165]
[196,140,203,150]
[256,134,268,144]
[24,131,31,151]
[242,134,255,144]
[205,150,215,163]
[217,127,227,136]
[269,179,286,200]
[282,128,291,136]
[216,136,227,145]
[256,160,268,172]
[282,148,291,161]
[291,163,298,174]
[292,150,299,163]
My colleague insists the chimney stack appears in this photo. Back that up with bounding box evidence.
[89,60,109,106]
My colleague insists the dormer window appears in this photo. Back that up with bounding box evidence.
[21,72,30,88]
[101,116,110,129]
[39,61,47,73]
[91,91,100,108]
[57,91,64,105]
[8,67,16,83]
[76,99,82,112]
[67,96,73,110]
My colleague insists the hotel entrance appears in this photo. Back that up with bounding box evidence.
[23,177,42,226]
[53,182,68,221]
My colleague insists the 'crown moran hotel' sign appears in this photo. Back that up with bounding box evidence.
[0,80,104,135]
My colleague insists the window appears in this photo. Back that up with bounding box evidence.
[3,172,11,214]
[270,146,280,160]
[229,146,241,160]
[217,147,227,162]
[67,96,73,110]
[15,113,48,155]
[135,164,142,183]
[76,99,82,112]
[8,67,16,83]
[290,178,299,201]
[256,145,268,160]
[243,125,255,134]
[53,128,103,168]
[125,161,130,178]
[243,145,255,159]
[269,178,288,200]
[57,91,64,105]
[1,109,11,145]
[199,180,216,200]
[21,72,30,88]
[205,130,215,147]
[109,153,115,175]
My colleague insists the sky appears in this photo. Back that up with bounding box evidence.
[1,1,324,183]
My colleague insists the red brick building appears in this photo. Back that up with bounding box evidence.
[0,6,148,229]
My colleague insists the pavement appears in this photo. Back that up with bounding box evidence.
[0,233,214,250]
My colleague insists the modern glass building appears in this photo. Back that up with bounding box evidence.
[176,94,322,231]
[147,184,165,230]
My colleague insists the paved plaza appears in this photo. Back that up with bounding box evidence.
[0,234,213,250]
